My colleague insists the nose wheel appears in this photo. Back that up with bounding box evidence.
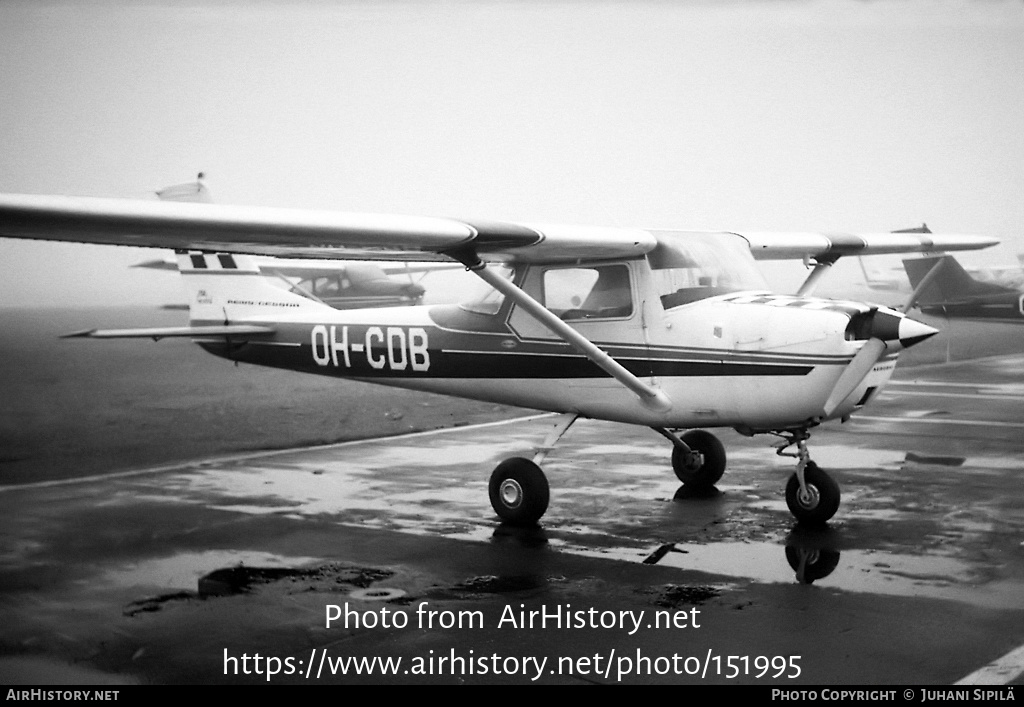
[785,461,840,525]
[776,431,840,525]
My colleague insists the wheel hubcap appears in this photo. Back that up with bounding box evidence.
[797,484,820,509]
[499,479,523,508]
[683,451,704,472]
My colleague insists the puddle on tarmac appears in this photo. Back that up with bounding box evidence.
[169,464,491,524]
[629,539,988,602]
[126,424,1021,610]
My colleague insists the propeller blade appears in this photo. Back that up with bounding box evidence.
[823,338,887,417]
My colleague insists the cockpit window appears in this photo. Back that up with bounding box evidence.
[648,231,768,309]
[543,264,632,320]
[459,264,514,315]
[309,275,344,296]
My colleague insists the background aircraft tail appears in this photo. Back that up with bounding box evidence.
[156,173,212,203]
[903,255,1017,306]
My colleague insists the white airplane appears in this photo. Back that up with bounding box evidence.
[0,192,998,526]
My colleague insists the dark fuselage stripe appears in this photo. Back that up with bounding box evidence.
[212,341,814,379]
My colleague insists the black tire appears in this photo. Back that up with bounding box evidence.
[785,461,840,525]
[489,457,549,526]
[671,430,726,489]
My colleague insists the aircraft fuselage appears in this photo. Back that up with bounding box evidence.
[196,295,897,431]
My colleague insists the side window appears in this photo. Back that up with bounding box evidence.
[313,276,341,296]
[543,264,632,320]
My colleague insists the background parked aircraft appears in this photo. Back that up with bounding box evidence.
[903,254,1024,324]
[134,255,440,310]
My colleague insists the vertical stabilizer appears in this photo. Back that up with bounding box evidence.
[156,174,212,203]
[903,255,1016,305]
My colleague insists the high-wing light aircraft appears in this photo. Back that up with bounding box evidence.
[0,193,998,526]
[904,254,1024,324]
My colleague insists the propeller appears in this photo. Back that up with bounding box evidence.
[823,336,886,416]
[822,307,938,417]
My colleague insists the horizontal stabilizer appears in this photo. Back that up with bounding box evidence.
[62,324,276,340]
[132,258,178,271]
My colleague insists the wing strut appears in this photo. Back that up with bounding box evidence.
[796,256,839,297]
[452,252,672,413]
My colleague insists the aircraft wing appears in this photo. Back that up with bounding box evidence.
[0,194,654,264]
[737,231,996,261]
[0,193,997,264]
[132,255,457,277]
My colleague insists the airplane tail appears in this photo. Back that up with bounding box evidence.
[902,255,1016,306]
[155,179,332,321]
[177,251,332,324]
[156,174,212,203]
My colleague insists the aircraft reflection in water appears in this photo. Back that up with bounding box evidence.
[0,190,998,530]
[784,529,841,585]
[640,533,840,585]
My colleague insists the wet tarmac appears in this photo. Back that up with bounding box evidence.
[1,355,1023,684]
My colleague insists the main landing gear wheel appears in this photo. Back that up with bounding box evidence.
[489,457,550,526]
[672,430,726,490]
[785,461,840,526]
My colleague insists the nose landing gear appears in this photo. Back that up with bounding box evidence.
[774,430,840,525]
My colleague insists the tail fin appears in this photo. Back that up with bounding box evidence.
[903,255,1016,306]
[156,174,212,203]
[177,251,331,323]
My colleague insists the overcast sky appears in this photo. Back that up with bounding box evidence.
[1,0,1022,307]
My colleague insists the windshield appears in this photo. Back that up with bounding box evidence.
[648,231,768,309]
[459,264,514,315]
